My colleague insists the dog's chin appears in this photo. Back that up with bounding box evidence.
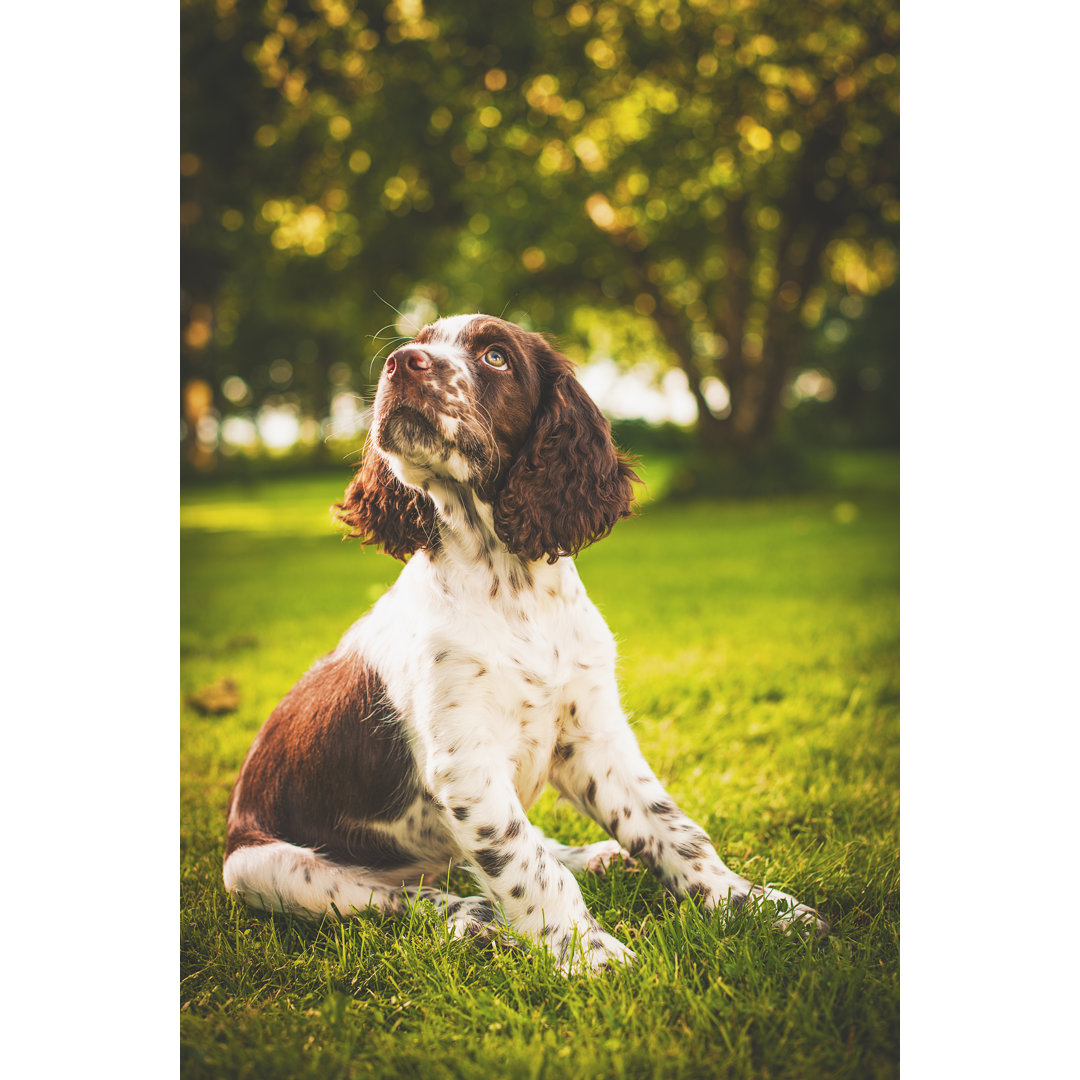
[375,406,473,487]
[376,405,441,454]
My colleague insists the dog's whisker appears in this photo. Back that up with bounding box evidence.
[368,336,410,381]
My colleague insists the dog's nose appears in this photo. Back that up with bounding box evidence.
[385,347,432,378]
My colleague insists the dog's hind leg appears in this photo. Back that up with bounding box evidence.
[224,841,513,946]
[541,836,637,876]
[223,840,411,920]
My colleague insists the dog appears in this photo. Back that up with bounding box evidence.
[223,314,828,973]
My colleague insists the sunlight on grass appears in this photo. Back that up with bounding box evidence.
[180,501,339,535]
[181,477,345,536]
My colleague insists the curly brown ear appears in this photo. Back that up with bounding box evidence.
[493,371,640,563]
[334,441,437,561]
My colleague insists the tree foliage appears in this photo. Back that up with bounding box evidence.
[181,0,898,467]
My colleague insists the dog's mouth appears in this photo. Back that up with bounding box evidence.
[373,379,491,486]
[376,404,443,455]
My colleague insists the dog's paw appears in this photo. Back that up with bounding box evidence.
[584,840,638,876]
[725,882,830,938]
[770,894,830,939]
[586,929,637,973]
[551,925,636,976]
[443,897,502,940]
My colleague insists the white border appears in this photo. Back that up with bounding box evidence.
[904,4,1077,1075]
[5,5,177,1074]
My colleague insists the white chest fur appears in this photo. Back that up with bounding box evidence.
[340,543,615,811]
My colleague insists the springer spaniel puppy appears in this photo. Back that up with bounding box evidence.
[224,314,827,973]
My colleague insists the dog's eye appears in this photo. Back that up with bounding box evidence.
[481,348,509,370]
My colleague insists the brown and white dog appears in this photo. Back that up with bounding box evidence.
[224,314,827,973]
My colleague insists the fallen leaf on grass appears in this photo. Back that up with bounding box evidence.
[187,677,240,716]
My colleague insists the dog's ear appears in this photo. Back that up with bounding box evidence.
[335,441,436,561]
[493,362,640,564]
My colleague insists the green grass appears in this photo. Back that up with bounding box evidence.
[181,454,899,1080]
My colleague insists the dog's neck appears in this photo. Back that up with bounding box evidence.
[422,479,565,604]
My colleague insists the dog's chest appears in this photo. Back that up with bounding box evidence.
[359,553,610,809]
[488,639,564,808]
[442,589,584,808]
[503,648,565,812]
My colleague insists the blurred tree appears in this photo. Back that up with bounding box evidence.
[787,282,899,449]
[461,0,901,457]
[180,0,477,463]
[181,0,898,468]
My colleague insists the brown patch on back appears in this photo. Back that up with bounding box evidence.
[225,652,420,867]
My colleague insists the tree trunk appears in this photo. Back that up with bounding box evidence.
[617,199,812,459]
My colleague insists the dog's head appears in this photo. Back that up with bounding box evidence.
[337,314,639,563]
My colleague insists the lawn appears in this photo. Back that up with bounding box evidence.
[180,453,899,1080]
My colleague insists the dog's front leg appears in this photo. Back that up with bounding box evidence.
[425,736,635,974]
[552,690,828,936]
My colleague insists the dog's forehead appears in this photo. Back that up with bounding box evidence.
[418,314,528,351]
[423,313,481,345]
